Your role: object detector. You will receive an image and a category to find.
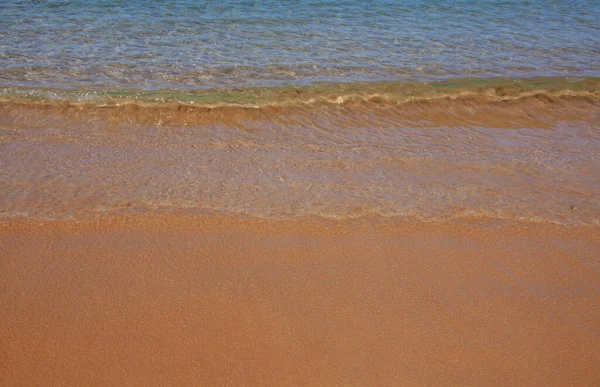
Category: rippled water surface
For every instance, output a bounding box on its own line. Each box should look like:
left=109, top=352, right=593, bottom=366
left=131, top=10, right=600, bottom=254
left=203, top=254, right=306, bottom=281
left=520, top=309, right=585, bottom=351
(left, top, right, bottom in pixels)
left=1, top=0, right=599, bottom=223
left=1, top=0, right=599, bottom=89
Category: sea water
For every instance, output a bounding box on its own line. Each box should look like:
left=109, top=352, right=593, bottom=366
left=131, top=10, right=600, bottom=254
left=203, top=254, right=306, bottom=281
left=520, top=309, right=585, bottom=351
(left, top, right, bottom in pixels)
left=1, top=0, right=599, bottom=224
left=1, top=0, right=599, bottom=89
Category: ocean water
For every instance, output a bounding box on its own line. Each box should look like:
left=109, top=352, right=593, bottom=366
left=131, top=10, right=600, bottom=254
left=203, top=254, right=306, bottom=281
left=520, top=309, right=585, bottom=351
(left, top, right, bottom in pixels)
left=1, top=0, right=599, bottom=224
left=1, top=0, right=600, bottom=89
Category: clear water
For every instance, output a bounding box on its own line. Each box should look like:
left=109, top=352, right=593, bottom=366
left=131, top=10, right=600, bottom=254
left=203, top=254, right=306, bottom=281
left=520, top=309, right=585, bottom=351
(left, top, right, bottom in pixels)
left=1, top=0, right=599, bottom=90
left=1, top=0, right=599, bottom=224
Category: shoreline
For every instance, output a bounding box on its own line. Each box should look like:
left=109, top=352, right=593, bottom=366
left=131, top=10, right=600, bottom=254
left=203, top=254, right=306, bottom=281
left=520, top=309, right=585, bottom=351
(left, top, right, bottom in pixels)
left=2, top=214, right=599, bottom=385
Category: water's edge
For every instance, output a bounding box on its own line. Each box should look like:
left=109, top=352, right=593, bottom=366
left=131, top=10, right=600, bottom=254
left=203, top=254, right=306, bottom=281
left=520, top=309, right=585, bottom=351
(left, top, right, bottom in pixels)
left=2, top=77, right=599, bottom=108
left=1, top=77, right=598, bottom=225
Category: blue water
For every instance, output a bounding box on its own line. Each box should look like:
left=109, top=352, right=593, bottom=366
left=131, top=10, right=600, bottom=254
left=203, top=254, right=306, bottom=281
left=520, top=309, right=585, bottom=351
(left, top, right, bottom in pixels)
left=1, top=0, right=599, bottom=90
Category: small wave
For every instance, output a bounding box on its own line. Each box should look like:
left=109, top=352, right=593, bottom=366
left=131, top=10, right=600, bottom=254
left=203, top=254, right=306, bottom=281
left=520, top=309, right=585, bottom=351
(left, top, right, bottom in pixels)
left=1, top=77, right=599, bottom=109
left=1, top=77, right=599, bottom=131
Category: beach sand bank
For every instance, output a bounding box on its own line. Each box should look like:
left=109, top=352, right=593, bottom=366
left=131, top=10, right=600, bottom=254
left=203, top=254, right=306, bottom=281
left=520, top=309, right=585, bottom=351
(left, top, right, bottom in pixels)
left=1, top=215, right=599, bottom=386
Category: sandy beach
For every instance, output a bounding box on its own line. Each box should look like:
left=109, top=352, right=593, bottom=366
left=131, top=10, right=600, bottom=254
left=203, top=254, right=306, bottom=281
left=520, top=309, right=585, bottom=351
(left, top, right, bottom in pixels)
left=2, top=215, right=599, bottom=386
left=2, top=0, right=599, bottom=385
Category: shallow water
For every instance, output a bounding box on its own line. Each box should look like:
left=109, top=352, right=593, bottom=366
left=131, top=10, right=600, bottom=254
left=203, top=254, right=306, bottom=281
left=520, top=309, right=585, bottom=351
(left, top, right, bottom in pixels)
left=1, top=83, right=599, bottom=224
left=0, top=1, right=599, bottom=224
left=2, top=0, right=599, bottom=89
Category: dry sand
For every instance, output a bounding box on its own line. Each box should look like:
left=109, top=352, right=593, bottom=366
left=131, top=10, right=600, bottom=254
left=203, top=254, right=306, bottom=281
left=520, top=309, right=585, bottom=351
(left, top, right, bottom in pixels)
left=1, top=215, right=599, bottom=386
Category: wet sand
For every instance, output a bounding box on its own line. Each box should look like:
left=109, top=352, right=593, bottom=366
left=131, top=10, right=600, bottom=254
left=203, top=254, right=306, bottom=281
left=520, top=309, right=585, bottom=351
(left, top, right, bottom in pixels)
left=1, top=215, right=599, bottom=386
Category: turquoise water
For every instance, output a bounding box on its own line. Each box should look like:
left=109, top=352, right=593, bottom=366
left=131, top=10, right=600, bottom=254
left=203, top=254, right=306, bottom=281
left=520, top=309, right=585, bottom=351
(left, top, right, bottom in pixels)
left=1, top=0, right=599, bottom=90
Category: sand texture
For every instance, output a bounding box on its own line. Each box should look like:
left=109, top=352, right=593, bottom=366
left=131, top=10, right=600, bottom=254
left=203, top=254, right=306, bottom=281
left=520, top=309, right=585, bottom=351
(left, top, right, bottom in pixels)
left=1, top=215, right=600, bottom=386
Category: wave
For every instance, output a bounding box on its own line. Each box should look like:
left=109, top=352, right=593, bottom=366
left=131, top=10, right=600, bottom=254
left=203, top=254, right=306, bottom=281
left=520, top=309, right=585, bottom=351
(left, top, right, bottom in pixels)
left=2, top=77, right=599, bottom=131
left=2, top=77, right=599, bottom=108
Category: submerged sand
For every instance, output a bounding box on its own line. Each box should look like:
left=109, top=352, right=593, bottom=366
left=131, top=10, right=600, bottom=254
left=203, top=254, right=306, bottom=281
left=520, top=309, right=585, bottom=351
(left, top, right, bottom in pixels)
left=1, top=215, right=599, bottom=386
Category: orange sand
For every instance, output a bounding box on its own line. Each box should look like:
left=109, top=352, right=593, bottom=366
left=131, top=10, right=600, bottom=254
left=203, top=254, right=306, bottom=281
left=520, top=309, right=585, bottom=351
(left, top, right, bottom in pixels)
left=1, top=215, right=599, bottom=386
